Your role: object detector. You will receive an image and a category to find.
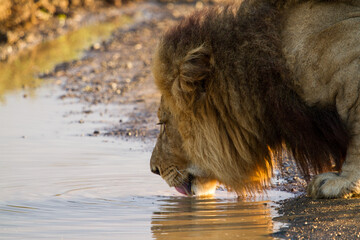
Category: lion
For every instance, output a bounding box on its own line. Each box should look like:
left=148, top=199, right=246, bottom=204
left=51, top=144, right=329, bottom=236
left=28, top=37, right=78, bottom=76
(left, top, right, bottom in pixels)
left=150, top=0, right=360, bottom=198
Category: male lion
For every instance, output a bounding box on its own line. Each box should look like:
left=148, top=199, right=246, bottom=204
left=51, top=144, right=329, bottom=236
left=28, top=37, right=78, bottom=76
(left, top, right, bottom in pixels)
left=150, top=0, right=360, bottom=198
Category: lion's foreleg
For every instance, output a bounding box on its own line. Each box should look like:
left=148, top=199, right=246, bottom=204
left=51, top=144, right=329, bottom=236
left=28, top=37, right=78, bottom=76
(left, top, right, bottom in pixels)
left=308, top=103, right=360, bottom=198
left=307, top=56, right=360, bottom=199
left=307, top=151, right=360, bottom=198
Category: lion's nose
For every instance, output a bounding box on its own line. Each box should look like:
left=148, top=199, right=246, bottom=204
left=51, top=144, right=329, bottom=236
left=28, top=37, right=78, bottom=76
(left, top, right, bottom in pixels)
left=151, top=166, right=160, bottom=175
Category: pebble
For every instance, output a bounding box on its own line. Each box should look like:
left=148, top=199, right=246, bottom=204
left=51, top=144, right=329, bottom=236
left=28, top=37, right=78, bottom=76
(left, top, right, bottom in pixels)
left=93, top=42, right=101, bottom=50
left=110, top=82, right=117, bottom=90
left=134, top=44, right=142, bottom=50
left=126, top=62, right=133, bottom=69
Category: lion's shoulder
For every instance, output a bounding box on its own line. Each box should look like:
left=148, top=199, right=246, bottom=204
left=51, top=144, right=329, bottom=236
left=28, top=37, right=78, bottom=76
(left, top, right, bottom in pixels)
left=282, top=0, right=360, bottom=105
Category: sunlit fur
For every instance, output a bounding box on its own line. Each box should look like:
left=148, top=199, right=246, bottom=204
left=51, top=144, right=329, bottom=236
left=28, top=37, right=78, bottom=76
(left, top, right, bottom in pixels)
left=150, top=0, right=360, bottom=198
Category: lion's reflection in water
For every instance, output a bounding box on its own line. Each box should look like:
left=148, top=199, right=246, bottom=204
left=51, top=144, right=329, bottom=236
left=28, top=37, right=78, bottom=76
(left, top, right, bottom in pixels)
left=151, top=197, right=273, bottom=240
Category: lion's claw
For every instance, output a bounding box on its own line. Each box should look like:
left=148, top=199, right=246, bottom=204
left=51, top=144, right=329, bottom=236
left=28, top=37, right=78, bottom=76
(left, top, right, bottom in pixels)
left=307, top=172, right=357, bottom=199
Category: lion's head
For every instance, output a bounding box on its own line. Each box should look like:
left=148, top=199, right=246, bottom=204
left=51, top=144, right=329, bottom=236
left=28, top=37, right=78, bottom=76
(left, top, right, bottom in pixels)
left=149, top=6, right=275, bottom=196
left=150, top=95, right=219, bottom=196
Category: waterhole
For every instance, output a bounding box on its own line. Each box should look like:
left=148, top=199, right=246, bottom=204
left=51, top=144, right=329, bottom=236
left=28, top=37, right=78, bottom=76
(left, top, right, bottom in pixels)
left=0, top=84, right=293, bottom=239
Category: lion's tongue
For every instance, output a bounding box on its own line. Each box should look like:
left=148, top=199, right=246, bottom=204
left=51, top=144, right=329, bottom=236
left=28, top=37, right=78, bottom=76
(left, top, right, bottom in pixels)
left=175, top=183, right=191, bottom=196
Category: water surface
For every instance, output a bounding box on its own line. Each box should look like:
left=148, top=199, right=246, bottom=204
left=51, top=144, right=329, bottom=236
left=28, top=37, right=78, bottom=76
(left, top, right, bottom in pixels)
left=0, top=85, right=289, bottom=239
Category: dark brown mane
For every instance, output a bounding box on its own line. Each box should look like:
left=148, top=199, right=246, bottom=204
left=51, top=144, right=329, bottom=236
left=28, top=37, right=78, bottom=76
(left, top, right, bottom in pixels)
left=157, top=0, right=350, bottom=187
left=233, top=0, right=350, bottom=177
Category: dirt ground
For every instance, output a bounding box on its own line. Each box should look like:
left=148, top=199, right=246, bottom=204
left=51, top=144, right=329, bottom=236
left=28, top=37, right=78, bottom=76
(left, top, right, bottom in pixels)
left=273, top=196, right=360, bottom=239
left=4, top=1, right=360, bottom=239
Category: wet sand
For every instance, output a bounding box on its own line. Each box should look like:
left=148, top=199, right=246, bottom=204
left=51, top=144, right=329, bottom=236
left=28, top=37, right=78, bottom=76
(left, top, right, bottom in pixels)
left=273, top=197, right=360, bottom=239
left=2, top=1, right=360, bottom=239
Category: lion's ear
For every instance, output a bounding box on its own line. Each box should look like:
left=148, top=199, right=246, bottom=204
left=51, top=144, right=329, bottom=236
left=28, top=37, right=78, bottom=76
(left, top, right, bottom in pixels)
left=172, top=45, right=212, bottom=109
left=178, top=45, right=212, bottom=94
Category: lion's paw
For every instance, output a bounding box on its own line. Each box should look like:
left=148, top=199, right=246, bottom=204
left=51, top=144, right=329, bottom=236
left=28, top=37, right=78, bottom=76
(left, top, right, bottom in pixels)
left=307, top=172, right=360, bottom=199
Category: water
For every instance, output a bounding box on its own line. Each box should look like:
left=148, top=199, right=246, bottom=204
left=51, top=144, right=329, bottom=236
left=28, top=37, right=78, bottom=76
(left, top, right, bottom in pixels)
left=0, top=85, right=160, bottom=239
left=0, top=85, right=290, bottom=239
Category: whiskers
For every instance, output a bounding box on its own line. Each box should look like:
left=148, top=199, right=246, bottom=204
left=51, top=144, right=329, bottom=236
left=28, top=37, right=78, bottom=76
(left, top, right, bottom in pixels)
left=175, top=168, right=186, bottom=177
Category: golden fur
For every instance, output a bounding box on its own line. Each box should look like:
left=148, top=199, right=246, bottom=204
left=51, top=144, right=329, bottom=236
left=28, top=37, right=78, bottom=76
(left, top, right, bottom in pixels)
left=150, top=0, right=360, bottom=198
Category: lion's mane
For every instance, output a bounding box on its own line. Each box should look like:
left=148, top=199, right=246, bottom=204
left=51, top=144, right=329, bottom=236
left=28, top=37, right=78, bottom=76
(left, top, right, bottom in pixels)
left=153, top=0, right=350, bottom=194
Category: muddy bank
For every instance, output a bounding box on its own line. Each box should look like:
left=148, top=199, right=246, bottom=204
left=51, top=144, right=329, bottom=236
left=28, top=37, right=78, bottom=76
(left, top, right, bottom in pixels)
left=273, top=196, right=360, bottom=239
left=0, top=0, right=135, bottom=62
left=33, top=1, right=360, bottom=239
